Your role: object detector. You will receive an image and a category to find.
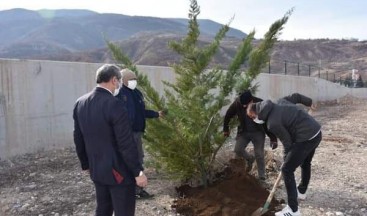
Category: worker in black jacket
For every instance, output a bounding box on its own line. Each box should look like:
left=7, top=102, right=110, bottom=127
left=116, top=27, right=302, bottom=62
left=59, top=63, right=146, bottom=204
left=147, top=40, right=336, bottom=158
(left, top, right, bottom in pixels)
left=223, top=90, right=277, bottom=180
left=223, top=91, right=316, bottom=180
left=247, top=100, right=321, bottom=216
left=73, top=64, right=147, bottom=216
left=277, top=93, right=317, bottom=111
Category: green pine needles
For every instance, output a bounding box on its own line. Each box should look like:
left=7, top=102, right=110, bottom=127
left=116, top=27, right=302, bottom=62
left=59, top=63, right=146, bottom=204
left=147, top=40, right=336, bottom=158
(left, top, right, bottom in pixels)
left=108, top=0, right=292, bottom=187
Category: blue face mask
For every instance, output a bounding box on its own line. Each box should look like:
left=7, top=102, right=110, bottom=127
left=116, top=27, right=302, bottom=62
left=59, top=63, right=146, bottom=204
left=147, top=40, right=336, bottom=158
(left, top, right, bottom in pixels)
left=253, top=117, right=264, bottom=124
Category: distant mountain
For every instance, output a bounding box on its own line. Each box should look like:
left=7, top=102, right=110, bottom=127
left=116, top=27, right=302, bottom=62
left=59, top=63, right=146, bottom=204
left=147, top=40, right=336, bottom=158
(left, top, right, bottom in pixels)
left=168, top=18, right=245, bottom=39
left=270, top=39, right=367, bottom=79
left=0, top=8, right=247, bottom=58
left=37, top=9, right=97, bottom=18
left=40, top=35, right=367, bottom=82
left=33, top=32, right=366, bottom=80
left=31, top=32, right=242, bottom=66
left=1, top=8, right=366, bottom=81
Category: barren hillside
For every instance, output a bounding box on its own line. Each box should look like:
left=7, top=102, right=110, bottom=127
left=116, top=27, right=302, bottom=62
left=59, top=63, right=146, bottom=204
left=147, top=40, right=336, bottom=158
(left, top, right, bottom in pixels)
left=39, top=36, right=367, bottom=82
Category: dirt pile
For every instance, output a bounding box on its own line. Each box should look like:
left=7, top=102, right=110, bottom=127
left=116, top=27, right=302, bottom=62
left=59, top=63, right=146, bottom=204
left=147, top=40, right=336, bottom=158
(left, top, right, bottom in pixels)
left=173, top=159, right=282, bottom=216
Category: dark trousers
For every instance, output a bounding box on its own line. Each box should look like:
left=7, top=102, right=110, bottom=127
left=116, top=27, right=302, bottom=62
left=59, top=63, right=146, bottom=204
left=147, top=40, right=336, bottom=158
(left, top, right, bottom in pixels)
left=132, top=132, right=144, bottom=165
left=234, top=131, right=266, bottom=178
left=132, top=132, right=144, bottom=194
left=282, top=131, right=322, bottom=212
left=94, top=182, right=135, bottom=216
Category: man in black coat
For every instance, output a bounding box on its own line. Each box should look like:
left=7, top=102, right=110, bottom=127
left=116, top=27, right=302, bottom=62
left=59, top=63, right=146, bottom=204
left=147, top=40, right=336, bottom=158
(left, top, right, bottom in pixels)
left=223, top=91, right=316, bottom=180
left=73, top=64, right=148, bottom=216
left=116, top=68, right=163, bottom=199
left=223, top=90, right=277, bottom=180
left=247, top=100, right=322, bottom=216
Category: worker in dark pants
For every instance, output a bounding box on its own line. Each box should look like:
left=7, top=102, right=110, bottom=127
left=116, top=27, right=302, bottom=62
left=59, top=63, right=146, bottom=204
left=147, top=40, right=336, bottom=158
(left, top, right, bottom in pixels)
left=223, top=91, right=315, bottom=180
left=247, top=100, right=322, bottom=216
left=223, top=90, right=278, bottom=180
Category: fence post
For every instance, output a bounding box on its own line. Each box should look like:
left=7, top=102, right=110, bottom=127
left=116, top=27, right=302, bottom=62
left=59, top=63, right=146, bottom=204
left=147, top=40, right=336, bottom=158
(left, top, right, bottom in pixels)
left=284, top=60, right=287, bottom=75
left=318, top=67, right=320, bottom=78
left=326, top=71, right=328, bottom=81
left=334, top=74, right=336, bottom=82
left=308, top=65, right=311, bottom=76
left=297, top=63, right=300, bottom=76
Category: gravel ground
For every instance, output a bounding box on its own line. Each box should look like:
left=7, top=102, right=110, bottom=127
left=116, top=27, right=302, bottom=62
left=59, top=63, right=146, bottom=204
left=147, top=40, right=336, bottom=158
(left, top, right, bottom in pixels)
left=0, top=96, right=366, bottom=216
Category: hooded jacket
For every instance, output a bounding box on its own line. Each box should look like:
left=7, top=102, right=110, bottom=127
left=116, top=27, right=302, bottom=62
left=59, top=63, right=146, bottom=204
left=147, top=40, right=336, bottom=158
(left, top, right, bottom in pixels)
left=223, top=96, right=277, bottom=142
left=256, top=100, right=321, bottom=153
left=277, top=93, right=313, bottom=106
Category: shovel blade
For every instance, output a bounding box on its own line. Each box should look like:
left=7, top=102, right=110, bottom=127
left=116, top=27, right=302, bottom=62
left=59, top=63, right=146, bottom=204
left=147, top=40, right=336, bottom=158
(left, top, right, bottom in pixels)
left=251, top=207, right=268, bottom=216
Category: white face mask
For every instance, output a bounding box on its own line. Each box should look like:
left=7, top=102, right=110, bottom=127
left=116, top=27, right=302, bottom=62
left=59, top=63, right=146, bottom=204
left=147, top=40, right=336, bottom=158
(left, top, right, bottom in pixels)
left=253, top=117, right=265, bottom=124
left=113, top=82, right=122, bottom=96
left=127, top=80, right=137, bottom=90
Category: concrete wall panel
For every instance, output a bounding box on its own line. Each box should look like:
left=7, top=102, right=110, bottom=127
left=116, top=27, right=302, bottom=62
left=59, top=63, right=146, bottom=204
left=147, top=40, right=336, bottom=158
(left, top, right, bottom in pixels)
left=0, top=59, right=100, bottom=158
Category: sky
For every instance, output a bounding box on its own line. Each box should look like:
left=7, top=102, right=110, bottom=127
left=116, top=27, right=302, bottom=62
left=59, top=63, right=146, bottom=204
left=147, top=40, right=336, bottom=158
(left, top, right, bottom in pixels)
left=1, top=0, right=367, bottom=41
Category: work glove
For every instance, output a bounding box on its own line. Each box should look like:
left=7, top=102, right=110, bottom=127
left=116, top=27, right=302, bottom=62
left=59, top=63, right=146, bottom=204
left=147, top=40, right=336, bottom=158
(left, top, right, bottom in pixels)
left=270, top=141, right=278, bottom=150
left=223, top=131, right=230, bottom=137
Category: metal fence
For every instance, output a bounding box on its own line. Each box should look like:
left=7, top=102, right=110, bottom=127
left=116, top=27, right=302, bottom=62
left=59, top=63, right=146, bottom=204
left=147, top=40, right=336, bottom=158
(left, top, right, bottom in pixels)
left=261, top=59, right=365, bottom=88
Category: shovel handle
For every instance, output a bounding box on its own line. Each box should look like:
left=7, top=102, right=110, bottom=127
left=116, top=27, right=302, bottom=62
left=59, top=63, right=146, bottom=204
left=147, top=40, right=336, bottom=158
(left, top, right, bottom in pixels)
left=263, top=171, right=283, bottom=210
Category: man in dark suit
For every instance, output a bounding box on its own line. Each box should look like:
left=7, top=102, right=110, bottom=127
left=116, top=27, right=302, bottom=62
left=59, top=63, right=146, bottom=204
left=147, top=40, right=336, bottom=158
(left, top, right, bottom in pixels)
left=73, top=64, right=148, bottom=216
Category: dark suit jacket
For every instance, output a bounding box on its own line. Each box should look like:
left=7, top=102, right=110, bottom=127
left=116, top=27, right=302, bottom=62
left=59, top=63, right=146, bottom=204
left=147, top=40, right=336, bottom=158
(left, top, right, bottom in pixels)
left=73, top=87, right=143, bottom=185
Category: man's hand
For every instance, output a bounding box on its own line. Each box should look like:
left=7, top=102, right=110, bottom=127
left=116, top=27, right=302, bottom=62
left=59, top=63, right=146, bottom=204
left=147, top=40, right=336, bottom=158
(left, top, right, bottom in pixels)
left=135, top=173, right=148, bottom=188
left=158, top=111, right=165, bottom=118
left=310, top=103, right=317, bottom=111
left=308, top=102, right=317, bottom=115
left=270, top=141, right=278, bottom=150
left=223, top=131, right=230, bottom=137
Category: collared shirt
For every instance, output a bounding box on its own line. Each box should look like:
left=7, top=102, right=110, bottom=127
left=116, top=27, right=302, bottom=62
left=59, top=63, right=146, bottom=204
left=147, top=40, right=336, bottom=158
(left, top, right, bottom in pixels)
left=97, top=85, right=113, bottom=95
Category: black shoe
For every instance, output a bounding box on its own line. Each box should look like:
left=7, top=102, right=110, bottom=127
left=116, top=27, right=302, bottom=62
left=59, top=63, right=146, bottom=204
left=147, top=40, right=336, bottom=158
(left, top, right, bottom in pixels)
left=136, top=189, right=154, bottom=199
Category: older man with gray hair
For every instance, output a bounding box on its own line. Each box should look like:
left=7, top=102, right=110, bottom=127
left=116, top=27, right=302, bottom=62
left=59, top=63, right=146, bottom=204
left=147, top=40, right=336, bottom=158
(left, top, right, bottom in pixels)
left=73, top=64, right=148, bottom=216
left=116, top=68, right=164, bottom=199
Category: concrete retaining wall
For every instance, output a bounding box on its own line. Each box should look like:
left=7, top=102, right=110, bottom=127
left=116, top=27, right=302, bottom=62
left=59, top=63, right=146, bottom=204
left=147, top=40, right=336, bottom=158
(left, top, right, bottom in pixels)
left=0, top=58, right=366, bottom=158
left=0, top=59, right=98, bottom=159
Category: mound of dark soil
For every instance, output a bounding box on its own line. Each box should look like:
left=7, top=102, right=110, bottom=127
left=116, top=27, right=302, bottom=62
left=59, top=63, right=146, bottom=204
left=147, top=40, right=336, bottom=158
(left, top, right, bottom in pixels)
left=172, top=159, right=282, bottom=216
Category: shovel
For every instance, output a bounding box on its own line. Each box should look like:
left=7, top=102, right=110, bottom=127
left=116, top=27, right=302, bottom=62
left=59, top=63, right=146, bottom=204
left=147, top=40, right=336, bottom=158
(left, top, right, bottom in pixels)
left=251, top=170, right=283, bottom=216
